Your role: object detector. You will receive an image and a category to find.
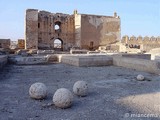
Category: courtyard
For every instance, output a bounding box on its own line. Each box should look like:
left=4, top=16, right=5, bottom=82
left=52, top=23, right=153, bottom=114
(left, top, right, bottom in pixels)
left=0, top=63, right=160, bottom=120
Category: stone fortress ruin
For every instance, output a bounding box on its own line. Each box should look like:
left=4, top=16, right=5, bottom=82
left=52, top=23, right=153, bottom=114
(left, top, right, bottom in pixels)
left=0, top=9, right=159, bottom=73
left=0, top=9, right=160, bottom=120
left=25, top=9, right=160, bottom=54
left=25, top=9, right=121, bottom=51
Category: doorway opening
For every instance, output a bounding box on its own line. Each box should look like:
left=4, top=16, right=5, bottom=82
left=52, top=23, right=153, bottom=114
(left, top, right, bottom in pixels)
left=89, top=41, right=94, bottom=50
left=54, top=38, right=63, bottom=51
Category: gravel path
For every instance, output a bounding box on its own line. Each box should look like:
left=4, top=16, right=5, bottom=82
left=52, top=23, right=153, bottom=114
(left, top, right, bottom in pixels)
left=0, top=63, right=160, bottom=120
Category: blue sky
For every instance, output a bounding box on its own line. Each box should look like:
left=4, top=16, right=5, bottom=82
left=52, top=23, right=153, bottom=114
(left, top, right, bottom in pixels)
left=0, top=0, right=159, bottom=41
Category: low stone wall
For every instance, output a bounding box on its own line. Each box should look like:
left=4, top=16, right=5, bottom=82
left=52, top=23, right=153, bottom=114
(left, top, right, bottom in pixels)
left=8, top=56, right=48, bottom=65
left=113, top=56, right=160, bottom=74
left=87, top=51, right=101, bottom=54
left=61, top=55, right=113, bottom=67
left=121, top=54, right=151, bottom=60
left=70, top=49, right=88, bottom=54
left=37, top=50, right=54, bottom=55
left=0, top=55, right=8, bottom=69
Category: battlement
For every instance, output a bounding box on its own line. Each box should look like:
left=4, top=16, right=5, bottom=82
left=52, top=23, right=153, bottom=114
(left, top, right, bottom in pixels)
left=122, top=35, right=160, bottom=42
left=121, top=35, right=160, bottom=52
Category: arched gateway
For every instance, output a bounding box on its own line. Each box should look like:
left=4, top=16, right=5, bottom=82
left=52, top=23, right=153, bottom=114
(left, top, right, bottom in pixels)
left=53, top=38, right=63, bottom=51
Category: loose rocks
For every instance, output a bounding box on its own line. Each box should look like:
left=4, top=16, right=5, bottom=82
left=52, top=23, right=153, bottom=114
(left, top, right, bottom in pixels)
left=136, top=74, right=145, bottom=81
left=73, top=81, right=88, bottom=97
left=29, top=82, right=47, bottom=99
left=53, top=88, right=73, bottom=109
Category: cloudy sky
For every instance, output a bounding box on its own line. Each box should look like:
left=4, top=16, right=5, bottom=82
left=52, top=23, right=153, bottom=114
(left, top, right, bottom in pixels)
left=0, top=0, right=159, bottom=41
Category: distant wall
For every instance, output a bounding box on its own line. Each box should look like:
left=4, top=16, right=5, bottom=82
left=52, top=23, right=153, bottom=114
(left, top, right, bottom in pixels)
left=0, top=39, right=10, bottom=49
left=121, top=36, right=160, bottom=52
left=18, top=39, right=25, bottom=49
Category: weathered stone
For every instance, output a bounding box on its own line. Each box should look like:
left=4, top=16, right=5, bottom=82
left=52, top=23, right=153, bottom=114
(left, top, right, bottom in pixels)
left=37, top=50, right=54, bottom=55
left=16, top=49, right=28, bottom=55
left=29, top=82, right=47, bottom=99
left=120, top=53, right=151, bottom=60
left=73, top=81, right=88, bottom=97
left=61, top=55, right=113, bottom=67
left=18, top=39, right=25, bottom=49
left=53, top=88, right=73, bottom=109
left=136, top=74, right=145, bottom=81
left=87, top=51, right=101, bottom=54
left=25, top=9, right=120, bottom=51
left=46, top=55, right=58, bottom=62
left=113, top=56, right=160, bottom=74
left=9, top=56, right=48, bottom=65
left=0, top=39, right=10, bottom=49
left=70, top=49, right=88, bottom=54
left=28, top=49, right=38, bottom=54
left=121, top=35, right=160, bottom=52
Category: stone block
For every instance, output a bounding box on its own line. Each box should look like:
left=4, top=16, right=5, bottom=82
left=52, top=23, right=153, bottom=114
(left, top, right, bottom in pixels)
left=70, top=49, right=88, bottom=54
left=9, top=56, right=48, bottom=65
left=46, top=55, right=58, bottom=62
left=61, top=55, right=113, bottom=67
left=121, top=54, right=151, bottom=60
left=113, top=56, right=160, bottom=74
left=87, top=51, right=101, bottom=54
left=154, top=56, right=160, bottom=61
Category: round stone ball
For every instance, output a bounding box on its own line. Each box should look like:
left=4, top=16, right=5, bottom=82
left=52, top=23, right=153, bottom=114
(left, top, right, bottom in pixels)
left=73, top=81, right=88, bottom=97
left=53, top=88, right=73, bottom=109
left=136, top=74, right=145, bottom=81
left=29, top=82, right=47, bottom=99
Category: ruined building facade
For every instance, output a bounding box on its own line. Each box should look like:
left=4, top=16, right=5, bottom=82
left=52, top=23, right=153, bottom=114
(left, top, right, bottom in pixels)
left=25, top=9, right=121, bottom=51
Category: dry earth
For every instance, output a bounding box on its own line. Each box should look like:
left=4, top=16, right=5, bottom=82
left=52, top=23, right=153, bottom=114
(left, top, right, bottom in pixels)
left=0, top=63, right=160, bottom=120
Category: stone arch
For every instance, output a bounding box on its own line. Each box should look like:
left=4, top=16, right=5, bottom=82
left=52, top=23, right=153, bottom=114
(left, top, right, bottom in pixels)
left=53, top=38, right=63, bottom=51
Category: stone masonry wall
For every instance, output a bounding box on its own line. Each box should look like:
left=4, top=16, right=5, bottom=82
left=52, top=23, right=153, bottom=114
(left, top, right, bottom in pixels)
left=25, top=9, right=38, bottom=49
left=121, top=36, right=160, bottom=52
left=80, top=13, right=120, bottom=50
left=25, top=9, right=121, bottom=51
left=37, top=11, right=75, bottom=50
left=0, top=39, right=10, bottom=49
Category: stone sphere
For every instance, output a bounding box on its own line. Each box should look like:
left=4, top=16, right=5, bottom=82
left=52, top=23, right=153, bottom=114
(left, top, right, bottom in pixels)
left=53, top=88, right=73, bottom=109
left=73, top=81, right=88, bottom=97
left=29, top=82, right=47, bottom=99
left=136, top=74, right=145, bottom=81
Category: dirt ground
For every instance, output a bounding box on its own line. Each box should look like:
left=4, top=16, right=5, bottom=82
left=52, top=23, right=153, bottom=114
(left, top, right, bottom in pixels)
left=0, top=63, right=160, bottom=120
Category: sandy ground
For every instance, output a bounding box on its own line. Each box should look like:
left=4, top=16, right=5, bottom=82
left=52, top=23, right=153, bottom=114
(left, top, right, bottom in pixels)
left=0, top=63, right=160, bottom=120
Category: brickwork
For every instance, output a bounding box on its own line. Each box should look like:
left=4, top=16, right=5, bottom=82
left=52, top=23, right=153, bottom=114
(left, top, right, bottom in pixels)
left=25, top=9, right=38, bottom=49
left=18, top=39, right=25, bottom=49
left=25, top=9, right=121, bottom=51
left=0, top=39, right=10, bottom=49
left=121, top=36, right=160, bottom=52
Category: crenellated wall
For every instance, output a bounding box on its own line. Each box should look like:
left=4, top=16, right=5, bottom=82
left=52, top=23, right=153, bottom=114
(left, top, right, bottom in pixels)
left=121, top=35, right=160, bottom=52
